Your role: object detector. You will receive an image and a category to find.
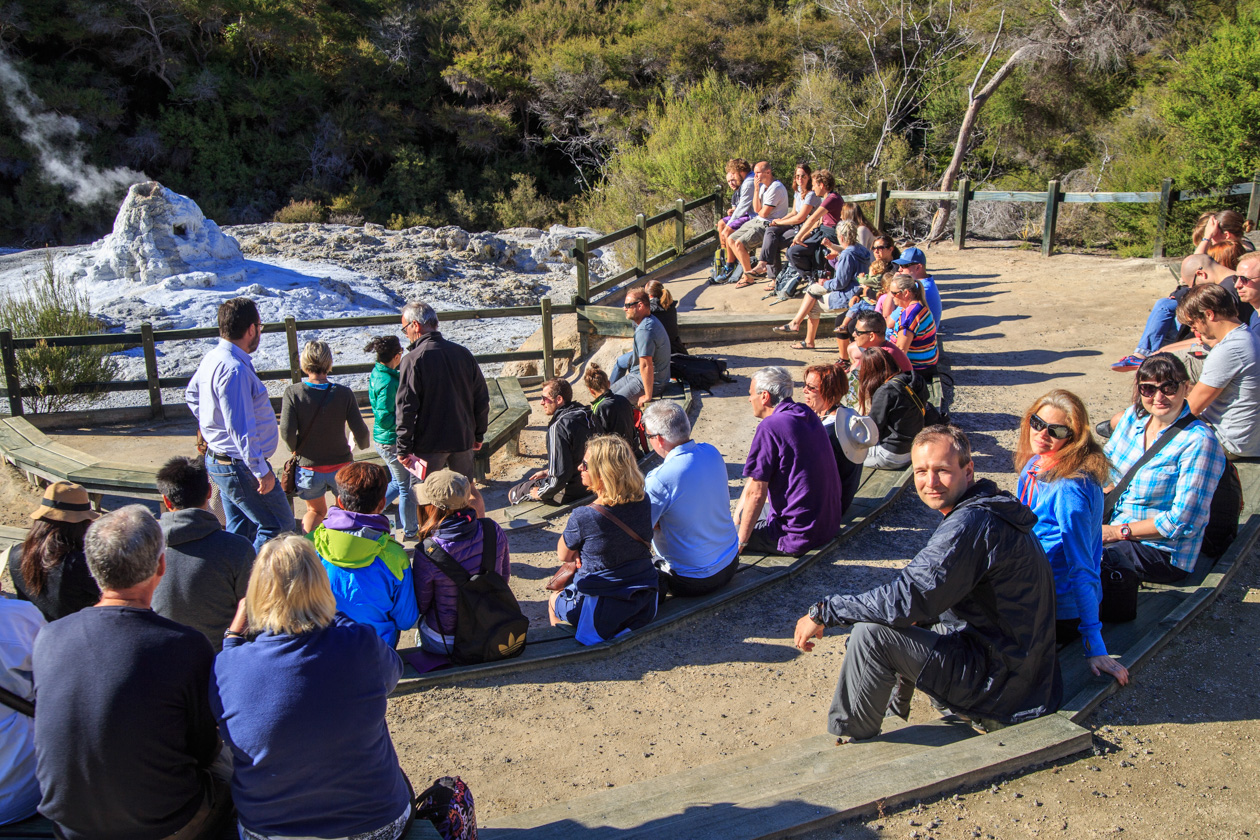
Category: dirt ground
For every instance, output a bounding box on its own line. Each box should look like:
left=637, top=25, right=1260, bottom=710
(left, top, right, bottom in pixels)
left=2, top=241, right=1256, bottom=837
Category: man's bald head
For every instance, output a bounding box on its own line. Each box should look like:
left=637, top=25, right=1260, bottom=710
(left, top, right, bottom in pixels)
left=1181, top=253, right=1218, bottom=285
left=754, top=161, right=771, bottom=177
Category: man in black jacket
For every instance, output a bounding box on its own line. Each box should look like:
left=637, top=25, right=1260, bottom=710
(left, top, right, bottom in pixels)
left=794, top=425, right=1062, bottom=740
left=509, top=378, right=593, bottom=505
left=395, top=300, right=490, bottom=482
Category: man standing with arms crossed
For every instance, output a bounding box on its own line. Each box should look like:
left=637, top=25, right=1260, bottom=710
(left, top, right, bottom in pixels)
left=187, top=297, right=292, bottom=550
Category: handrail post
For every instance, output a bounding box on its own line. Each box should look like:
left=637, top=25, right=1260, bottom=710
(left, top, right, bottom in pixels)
left=0, top=330, right=21, bottom=416
left=1247, top=170, right=1260, bottom=230
left=874, top=179, right=888, bottom=233
left=674, top=198, right=686, bottom=257
left=635, top=213, right=647, bottom=276
left=284, top=316, right=300, bottom=383
left=575, top=238, right=589, bottom=301
left=540, top=297, right=554, bottom=381
left=1154, top=178, right=1175, bottom=259
left=954, top=177, right=971, bottom=250
left=1041, top=180, right=1061, bottom=258
left=140, top=322, right=164, bottom=419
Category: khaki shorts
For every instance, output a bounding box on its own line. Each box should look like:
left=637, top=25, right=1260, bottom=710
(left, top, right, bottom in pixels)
left=730, top=216, right=770, bottom=247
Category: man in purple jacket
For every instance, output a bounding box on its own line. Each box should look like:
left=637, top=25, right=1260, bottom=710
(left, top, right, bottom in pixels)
left=735, top=366, right=843, bottom=556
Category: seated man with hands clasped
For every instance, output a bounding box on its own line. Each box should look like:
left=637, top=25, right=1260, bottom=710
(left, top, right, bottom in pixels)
left=794, top=426, right=1062, bottom=741
left=642, top=400, right=741, bottom=597
left=509, top=377, right=594, bottom=505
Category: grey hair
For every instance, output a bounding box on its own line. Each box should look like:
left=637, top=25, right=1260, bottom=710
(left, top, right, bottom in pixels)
left=642, top=400, right=691, bottom=445
left=401, top=300, right=438, bottom=328
left=85, top=505, right=164, bottom=591
left=751, top=366, right=793, bottom=405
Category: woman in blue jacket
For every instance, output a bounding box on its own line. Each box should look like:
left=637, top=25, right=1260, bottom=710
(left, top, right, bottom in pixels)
left=211, top=535, right=414, bottom=839
left=1015, top=389, right=1129, bottom=686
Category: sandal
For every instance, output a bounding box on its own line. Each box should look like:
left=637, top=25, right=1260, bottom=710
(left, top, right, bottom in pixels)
left=790, top=341, right=817, bottom=350
left=763, top=281, right=777, bottom=291
left=772, top=323, right=800, bottom=334
left=733, top=277, right=759, bottom=289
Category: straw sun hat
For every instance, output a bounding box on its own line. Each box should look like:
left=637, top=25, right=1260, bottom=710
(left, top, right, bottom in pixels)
left=30, top=481, right=100, bottom=524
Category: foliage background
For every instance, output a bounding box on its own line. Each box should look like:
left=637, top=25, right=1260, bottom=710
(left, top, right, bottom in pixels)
left=0, top=0, right=1257, bottom=253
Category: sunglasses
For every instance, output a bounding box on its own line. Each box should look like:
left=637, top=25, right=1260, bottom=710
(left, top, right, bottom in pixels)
left=1237, top=275, right=1260, bottom=286
left=1029, top=414, right=1072, bottom=440
left=1138, top=381, right=1182, bottom=398
left=623, top=299, right=645, bottom=309
left=873, top=244, right=892, bottom=250
left=852, top=329, right=878, bottom=337
left=578, top=460, right=588, bottom=471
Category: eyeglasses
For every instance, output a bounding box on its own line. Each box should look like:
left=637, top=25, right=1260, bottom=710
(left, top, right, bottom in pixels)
left=852, top=329, right=878, bottom=338
left=578, top=460, right=588, bottom=471
left=1138, top=381, right=1182, bottom=399
left=1029, top=414, right=1072, bottom=440
left=623, top=299, right=645, bottom=309
left=873, top=244, right=892, bottom=251
left=540, top=395, right=556, bottom=405
left=1237, top=275, right=1260, bottom=286
left=803, top=382, right=819, bottom=393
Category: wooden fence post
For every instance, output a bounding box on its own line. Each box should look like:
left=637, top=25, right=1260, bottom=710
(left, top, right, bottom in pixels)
left=1154, top=178, right=1175, bottom=259
left=874, top=179, right=889, bottom=233
left=1041, top=180, right=1061, bottom=258
left=140, top=322, right=164, bottom=419
left=0, top=331, right=21, bottom=416
left=674, top=198, right=686, bottom=257
left=575, top=238, right=589, bottom=302
left=954, top=178, right=971, bottom=250
left=540, top=296, right=554, bottom=381
left=284, top=316, right=300, bottom=383
left=1248, top=170, right=1260, bottom=230
left=635, top=213, right=647, bottom=276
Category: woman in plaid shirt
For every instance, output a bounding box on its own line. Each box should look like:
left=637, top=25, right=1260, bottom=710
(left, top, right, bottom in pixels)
left=1101, top=353, right=1227, bottom=583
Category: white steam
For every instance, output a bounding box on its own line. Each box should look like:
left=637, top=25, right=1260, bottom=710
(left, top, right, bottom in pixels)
left=0, top=52, right=147, bottom=205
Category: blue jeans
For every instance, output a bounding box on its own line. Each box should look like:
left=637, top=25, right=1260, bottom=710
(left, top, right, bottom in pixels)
left=1136, top=297, right=1180, bottom=356
left=610, top=351, right=634, bottom=384
left=376, top=440, right=417, bottom=537
left=204, top=455, right=294, bottom=552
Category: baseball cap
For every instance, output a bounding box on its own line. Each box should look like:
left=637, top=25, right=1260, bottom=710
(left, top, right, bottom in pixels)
left=416, top=469, right=472, bottom=510
left=892, top=246, right=926, bottom=267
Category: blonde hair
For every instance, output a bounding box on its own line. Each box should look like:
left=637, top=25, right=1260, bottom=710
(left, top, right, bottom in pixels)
left=583, top=435, right=644, bottom=506
left=836, top=220, right=858, bottom=246
left=1014, top=389, right=1110, bottom=486
left=300, top=340, right=333, bottom=376
left=246, top=535, right=337, bottom=635
left=890, top=274, right=925, bottom=305
left=645, top=279, right=674, bottom=309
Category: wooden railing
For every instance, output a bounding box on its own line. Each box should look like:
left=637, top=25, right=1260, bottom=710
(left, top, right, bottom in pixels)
left=0, top=301, right=575, bottom=418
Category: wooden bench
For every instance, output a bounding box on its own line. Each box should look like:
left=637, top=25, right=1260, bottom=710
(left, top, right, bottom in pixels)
left=489, top=380, right=693, bottom=532
left=396, top=462, right=912, bottom=691
left=0, top=814, right=443, bottom=839
left=0, top=378, right=531, bottom=500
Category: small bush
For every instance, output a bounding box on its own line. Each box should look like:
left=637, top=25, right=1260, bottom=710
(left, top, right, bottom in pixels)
left=273, top=199, right=326, bottom=224
left=0, top=256, right=121, bottom=413
left=328, top=212, right=365, bottom=226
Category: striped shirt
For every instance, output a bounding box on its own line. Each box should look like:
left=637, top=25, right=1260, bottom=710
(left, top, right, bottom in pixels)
left=897, top=302, right=939, bottom=368
left=1103, top=404, right=1227, bottom=572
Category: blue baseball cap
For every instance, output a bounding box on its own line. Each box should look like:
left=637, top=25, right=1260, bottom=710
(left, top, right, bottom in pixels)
left=892, top=246, right=926, bottom=267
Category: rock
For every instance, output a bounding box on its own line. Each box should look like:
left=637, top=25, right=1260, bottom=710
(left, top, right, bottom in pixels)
left=71, top=181, right=247, bottom=287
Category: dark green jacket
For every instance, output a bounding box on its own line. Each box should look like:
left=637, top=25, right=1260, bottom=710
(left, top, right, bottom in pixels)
left=368, top=362, right=399, bottom=446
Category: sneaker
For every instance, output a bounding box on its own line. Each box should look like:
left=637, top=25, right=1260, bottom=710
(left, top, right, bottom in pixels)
left=1110, top=354, right=1144, bottom=372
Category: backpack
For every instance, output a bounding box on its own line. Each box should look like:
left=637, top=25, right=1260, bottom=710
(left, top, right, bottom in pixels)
left=416, top=776, right=477, bottom=840
left=773, top=263, right=809, bottom=300
left=670, top=353, right=733, bottom=392
left=421, top=520, right=527, bottom=665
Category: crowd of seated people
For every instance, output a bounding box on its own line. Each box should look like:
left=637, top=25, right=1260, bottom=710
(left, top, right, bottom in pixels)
left=5, top=192, right=1260, bottom=833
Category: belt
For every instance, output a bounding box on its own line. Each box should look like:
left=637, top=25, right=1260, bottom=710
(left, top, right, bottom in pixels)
left=208, top=452, right=242, bottom=464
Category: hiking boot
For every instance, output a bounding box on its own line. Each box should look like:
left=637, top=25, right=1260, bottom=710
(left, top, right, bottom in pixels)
left=1110, top=354, right=1144, bottom=372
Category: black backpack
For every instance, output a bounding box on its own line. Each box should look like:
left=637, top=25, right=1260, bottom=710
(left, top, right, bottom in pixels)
left=421, top=520, right=528, bottom=665
left=670, top=353, right=733, bottom=392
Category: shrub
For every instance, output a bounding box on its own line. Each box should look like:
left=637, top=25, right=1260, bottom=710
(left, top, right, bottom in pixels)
left=273, top=199, right=325, bottom=223
left=492, top=173, right=560, bottom=229
left=0, top=257, right=121, bottom=413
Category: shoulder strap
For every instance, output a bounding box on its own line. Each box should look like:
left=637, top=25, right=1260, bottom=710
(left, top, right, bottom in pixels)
left=591, top=504, right=652, bottom=548
left=0, top=684, right=33, bottom=718
left=421, top=538, right=472, bottom=587
left=478, top=519, right=497, bottom=575
left=292, top=385, right=336, bottom=459
left=900, top=380, right=927, bottom=415
left=1103, top=412, right=1196, bottom=522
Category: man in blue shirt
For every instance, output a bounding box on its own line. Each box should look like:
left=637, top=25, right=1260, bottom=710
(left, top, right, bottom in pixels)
left=186, top=298, right=292, bottom=550
left=610, top=288, right=671, bottom=407
left=892, top=247, right=943, bottom=330
left=642, top=400, right=740, bottom=597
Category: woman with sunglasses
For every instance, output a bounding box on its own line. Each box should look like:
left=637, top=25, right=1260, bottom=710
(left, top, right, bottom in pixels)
left=748, top=163, right=821, bottom=286
left=1102, top=353, right=1226, bottom=585
left=549, top=435, right=659, bottom=644
left=889, top=275, right=939, bottom=383
left=1016, top=390, right=1129, bottom=686
left=803, top=363, right=876, bottom=511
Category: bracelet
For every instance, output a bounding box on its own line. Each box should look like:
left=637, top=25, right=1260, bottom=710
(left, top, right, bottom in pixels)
left=223, top=629, right=246, bottom=640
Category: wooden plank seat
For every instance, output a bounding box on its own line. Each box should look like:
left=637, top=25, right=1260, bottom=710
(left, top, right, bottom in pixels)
left=0, top=813, right=443, bottom=840
left=488, top=381, right=694, bottom=532
left=393, top=461, right=913, bottom=692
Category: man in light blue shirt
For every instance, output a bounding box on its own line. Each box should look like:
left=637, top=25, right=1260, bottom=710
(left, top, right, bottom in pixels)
left=642, top=400, right=740, bottom=597
left=186, top=298, right=292, bottom=550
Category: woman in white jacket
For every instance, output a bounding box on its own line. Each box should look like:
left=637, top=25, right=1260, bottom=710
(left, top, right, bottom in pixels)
left=803, top=363, right=878, bottom=514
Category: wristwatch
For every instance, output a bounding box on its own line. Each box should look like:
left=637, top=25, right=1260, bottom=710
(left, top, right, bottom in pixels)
left=1118, top=524, right=1132, bottom=541
left=808, top=601, right=827, bottom=626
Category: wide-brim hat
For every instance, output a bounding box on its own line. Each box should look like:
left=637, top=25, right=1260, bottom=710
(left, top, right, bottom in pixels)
left=416, top=469, right=472, bottom=511
left=31, top=481, right=99, bottom=524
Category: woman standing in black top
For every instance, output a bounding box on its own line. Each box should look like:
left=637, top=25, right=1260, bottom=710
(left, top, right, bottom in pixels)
left=6, top=482, right=100, bottom=621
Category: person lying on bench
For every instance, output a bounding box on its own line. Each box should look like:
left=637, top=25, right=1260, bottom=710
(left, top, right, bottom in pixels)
left=643, top=400, right=740, bottom=597
left=735, top=367, right=842, bottom=557
left=793, top=426, right=1062, bottom=741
